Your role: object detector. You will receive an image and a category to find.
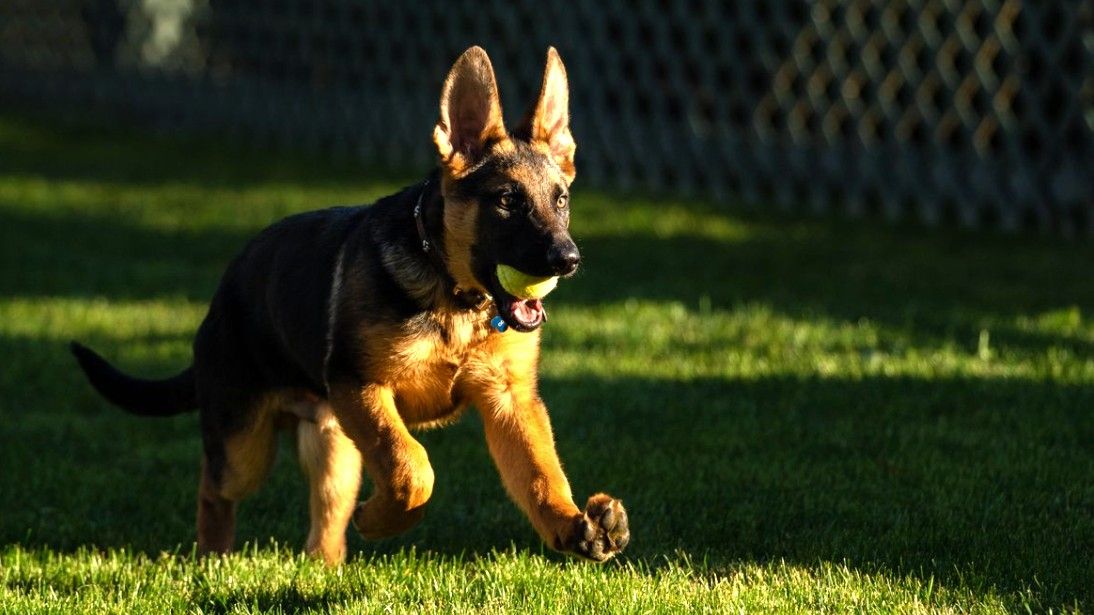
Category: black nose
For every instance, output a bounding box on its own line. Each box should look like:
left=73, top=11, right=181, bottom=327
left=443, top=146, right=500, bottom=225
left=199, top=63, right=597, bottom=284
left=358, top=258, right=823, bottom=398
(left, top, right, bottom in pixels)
left=547, top=240, right=581, bottom=275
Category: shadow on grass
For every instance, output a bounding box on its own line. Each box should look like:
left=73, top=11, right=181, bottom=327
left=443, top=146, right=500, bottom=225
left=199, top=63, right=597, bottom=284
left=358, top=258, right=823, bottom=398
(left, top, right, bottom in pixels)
left=564, top=229, right=1094, bottom=359
left=0, top=111, right=383, bottom=191
left=0, top=201, right=247, bottom=302
left=429, top=373, right=1090, bottom=607
left=3, top=328, right=1090, bottom=608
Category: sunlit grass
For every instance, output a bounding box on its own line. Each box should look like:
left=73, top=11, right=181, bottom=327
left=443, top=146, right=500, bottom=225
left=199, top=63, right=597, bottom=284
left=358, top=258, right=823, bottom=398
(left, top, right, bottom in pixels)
left=0, top=547, right=1022, bottom=614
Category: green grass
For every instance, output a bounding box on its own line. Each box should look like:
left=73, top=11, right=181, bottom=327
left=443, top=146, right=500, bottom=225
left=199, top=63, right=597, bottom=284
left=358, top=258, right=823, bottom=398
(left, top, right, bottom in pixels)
left=0, top=112, right=1090, bottom=613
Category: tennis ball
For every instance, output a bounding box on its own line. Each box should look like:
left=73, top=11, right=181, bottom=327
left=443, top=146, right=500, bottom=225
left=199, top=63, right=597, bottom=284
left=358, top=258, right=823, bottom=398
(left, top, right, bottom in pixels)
left=496, top=264, right=558, bottom=300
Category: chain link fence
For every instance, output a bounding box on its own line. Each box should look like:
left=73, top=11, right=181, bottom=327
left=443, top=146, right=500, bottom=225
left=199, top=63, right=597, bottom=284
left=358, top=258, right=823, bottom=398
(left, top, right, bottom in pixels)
left=1, top=1, right=1090, bottom=234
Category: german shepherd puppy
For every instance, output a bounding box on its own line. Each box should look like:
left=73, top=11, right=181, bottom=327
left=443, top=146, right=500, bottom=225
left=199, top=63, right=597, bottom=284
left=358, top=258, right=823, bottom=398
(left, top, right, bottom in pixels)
left=70, top=47, right=629, bottom=564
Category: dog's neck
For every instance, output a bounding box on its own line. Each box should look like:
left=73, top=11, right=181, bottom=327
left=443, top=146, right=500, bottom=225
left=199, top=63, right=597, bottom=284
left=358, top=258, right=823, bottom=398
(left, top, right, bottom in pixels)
left=413, top=179, right=453, bottom=287
left=386, top=177, right=489, bottom=312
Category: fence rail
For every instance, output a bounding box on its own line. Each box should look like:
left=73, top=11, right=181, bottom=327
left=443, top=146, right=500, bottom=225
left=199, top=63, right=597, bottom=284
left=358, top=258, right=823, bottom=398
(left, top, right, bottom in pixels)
left=2, top=1, right=1090, bottom=234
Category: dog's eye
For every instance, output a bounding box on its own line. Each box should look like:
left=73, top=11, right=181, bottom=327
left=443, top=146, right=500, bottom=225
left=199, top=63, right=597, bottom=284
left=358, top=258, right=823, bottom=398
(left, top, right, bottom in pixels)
left=556, top=194, right=569, bottom=210
left=496, top=192, right=518, bottom=212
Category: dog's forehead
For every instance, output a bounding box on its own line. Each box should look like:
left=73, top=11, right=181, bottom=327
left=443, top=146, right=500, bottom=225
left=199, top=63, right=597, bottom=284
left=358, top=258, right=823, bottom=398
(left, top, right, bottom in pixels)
left=459, top=141, right=564, bottom=196
left=499, top=141, right=562, bottom=182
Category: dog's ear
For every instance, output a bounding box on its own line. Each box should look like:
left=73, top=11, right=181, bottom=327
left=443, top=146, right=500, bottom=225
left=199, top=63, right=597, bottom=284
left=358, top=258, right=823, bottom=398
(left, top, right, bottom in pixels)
left=433, top=46, right=508, bottom=175
left=516, top=47, right=575, bottom=183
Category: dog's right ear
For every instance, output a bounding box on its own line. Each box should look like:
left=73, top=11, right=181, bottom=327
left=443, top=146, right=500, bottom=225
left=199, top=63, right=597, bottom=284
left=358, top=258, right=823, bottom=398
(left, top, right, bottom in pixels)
left=433, top=46, right=508, bottom=176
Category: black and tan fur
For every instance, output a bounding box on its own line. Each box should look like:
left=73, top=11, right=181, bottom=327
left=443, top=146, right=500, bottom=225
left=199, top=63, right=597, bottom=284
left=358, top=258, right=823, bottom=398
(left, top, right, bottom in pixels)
left=71, top=47, right=629, bottom=564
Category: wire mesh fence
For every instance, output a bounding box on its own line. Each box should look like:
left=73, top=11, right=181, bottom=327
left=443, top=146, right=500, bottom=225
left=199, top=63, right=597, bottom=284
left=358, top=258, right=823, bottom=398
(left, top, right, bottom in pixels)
left=1, top=1, right=1090, bottom=234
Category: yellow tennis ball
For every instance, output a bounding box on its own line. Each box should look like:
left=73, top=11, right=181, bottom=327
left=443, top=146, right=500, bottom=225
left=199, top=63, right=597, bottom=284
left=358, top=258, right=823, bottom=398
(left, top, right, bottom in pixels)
left=496, top=264, right=558, bottom=300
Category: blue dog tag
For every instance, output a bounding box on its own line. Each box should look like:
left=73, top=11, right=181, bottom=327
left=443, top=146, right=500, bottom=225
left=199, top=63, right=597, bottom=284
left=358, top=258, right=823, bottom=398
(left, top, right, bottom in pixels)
left=490, top=315, right=508, bottom=333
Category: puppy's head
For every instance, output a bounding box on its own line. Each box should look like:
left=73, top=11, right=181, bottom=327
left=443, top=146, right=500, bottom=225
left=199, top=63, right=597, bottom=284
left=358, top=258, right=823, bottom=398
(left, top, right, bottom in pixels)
left=433, top=46, right=578, bottom=332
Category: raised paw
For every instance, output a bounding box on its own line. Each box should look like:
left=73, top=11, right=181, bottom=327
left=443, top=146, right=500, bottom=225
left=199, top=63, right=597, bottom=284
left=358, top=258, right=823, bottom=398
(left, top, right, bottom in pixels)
left=560, top=493, right=630, bottom=562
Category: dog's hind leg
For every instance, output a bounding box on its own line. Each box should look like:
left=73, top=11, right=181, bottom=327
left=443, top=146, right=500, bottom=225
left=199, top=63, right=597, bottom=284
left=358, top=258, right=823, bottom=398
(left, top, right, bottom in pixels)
left=297, top=402, right=362, bottom=565
left=197, top=456, right=237, bottom=554
left=196, top=396, right=279, bottom=556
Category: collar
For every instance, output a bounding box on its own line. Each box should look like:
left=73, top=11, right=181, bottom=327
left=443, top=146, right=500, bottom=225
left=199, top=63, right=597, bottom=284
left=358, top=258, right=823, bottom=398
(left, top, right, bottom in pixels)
left=413, top=180, right=492, bottom=311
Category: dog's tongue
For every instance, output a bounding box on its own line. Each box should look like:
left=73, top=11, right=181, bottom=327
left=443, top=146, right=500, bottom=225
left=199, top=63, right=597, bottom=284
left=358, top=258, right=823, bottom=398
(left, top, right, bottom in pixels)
left=510, top=298, right=544, bottom=327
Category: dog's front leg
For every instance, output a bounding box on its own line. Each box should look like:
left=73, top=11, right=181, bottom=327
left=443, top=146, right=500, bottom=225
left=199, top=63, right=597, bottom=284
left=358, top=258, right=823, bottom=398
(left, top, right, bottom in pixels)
left=327, top=383, right=434, bottom=539
left=472, top=378, right=630, bottom=562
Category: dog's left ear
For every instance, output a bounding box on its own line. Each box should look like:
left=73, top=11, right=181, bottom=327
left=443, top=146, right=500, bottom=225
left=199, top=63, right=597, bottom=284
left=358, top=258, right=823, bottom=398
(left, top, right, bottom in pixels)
left=516, top=47, right=576, bottom=184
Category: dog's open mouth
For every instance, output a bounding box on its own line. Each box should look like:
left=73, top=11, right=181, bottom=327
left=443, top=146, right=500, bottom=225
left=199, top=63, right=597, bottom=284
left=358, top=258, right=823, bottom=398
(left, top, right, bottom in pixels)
left=484, top=263, right=558, bottom=332
left=495, top=293, right=546, bottom=332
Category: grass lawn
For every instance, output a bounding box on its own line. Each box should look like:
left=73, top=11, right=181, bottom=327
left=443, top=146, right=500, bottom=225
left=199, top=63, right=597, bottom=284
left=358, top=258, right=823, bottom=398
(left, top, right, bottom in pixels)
left=0, top=112, right=1090, bottom=613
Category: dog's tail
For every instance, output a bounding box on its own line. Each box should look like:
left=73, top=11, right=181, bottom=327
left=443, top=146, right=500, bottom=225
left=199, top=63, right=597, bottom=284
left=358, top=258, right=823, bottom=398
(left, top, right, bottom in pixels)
left=70, top=341, right=197, bottom=417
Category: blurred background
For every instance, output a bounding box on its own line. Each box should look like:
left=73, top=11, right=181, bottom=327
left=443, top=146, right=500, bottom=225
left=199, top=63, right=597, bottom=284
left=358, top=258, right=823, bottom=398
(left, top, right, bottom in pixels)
left=2, top=0, right=1090, bottom=234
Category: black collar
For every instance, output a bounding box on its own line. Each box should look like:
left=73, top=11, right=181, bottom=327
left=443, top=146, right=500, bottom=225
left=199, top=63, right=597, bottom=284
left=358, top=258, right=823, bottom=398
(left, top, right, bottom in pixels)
left=413, top=180, right=491, bottom=311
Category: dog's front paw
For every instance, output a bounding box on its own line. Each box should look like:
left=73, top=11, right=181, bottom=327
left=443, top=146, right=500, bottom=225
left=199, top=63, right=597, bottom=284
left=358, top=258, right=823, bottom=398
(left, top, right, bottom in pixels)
left=560, top=493, right=630, bottom=562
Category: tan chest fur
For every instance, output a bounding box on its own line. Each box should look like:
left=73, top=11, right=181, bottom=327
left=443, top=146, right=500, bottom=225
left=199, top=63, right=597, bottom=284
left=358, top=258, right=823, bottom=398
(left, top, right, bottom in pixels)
left=359, top=309, right=497, bottom=428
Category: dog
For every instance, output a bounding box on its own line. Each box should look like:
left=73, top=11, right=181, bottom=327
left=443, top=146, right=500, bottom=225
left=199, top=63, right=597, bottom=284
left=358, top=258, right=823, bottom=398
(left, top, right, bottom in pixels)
left=70, top=46, right=630, bottom=564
